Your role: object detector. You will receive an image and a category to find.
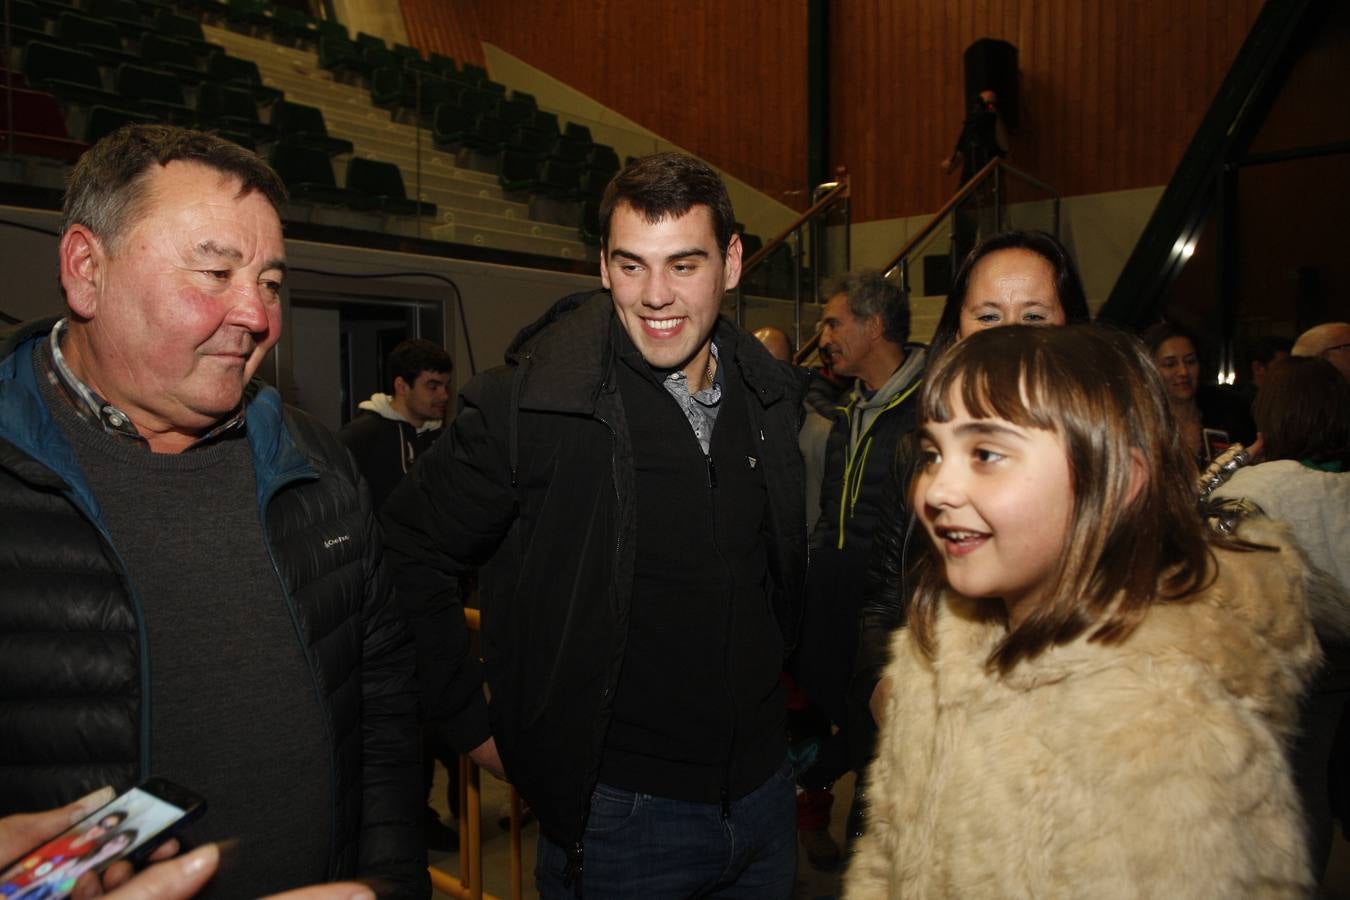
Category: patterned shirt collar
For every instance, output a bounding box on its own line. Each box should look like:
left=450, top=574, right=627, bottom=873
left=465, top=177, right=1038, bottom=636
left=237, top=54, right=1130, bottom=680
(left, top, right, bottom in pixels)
left=45, top=318, right=246, bottom=450
left=661, top=340, right=723, bottom=454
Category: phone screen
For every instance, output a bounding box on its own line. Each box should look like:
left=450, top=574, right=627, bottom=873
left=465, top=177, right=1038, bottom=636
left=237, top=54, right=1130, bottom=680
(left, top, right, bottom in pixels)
left=0, top=786, right=192, bottom=900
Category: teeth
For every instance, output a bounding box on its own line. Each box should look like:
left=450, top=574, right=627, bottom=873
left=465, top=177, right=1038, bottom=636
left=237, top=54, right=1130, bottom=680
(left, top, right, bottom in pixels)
left=941, top=529, right=983, bottom=540
left=646, top=318, right=682, bottom=331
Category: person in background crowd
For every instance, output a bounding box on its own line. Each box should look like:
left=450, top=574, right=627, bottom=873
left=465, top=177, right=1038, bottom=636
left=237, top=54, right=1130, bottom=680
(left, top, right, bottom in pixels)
left=753, top=324, right=793, bottom=363
left=1207, top=355, right=1350, bottom=882
left=1292, top=321, right=1350, bottom=381
left=338, top=337, right=458, bottom=853
left=846, top=325, right=1327, bottom=899
left=0, top=125, right=424, bottom=898
left=794, top=270, right=925, bottom=869
left=381, top=152, right=807, bottom=899
left=1144, top=322, right=1254, bottom=467
left=857, top=230, right=1090, bottom=730
left=941, top=88, right=1009, bottom=267
left=340, top=338, right=451, bottom=511
left=1248, top=335, right=1293, bottom=390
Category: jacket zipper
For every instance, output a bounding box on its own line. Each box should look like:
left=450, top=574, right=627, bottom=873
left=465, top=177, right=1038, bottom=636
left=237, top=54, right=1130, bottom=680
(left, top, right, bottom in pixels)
left=836, top=381, right=922, bottom=550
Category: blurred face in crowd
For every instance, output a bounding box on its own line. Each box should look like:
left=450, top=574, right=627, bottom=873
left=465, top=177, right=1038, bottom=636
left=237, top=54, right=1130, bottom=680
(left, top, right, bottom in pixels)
left=396, top=370, right=450, bottom=426
left=958, top=248, right=1065, bottom=340
left=1153, top=336, right=1200, bottom=404
left=602, top=202, right=741, bottom=382
left=60, top=160, right=286, bottom=451
left=819, top=292, right=876, bottom=380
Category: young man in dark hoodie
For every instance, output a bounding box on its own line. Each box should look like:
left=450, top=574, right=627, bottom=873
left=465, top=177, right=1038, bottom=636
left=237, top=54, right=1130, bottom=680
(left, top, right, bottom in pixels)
left=382, top=153, right=807, bottom=898
left=339, top=339, right=451, bottom=511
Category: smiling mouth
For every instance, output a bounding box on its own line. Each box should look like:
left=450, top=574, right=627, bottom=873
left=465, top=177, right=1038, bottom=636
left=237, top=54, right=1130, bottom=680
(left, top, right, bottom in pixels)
left=935, top=526, right=990, bottom=556
left=641, top=317, right=687, bottom=337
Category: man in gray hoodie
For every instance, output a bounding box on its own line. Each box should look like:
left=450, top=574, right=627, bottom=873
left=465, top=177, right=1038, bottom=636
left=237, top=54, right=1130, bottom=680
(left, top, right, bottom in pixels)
left=792, top=270, right=925, bottom=868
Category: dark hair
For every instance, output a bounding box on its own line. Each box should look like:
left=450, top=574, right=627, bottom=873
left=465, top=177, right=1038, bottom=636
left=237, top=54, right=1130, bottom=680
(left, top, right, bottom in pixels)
left=1140, top=320, right=1200, bottom=359
left=908, top=325, right=1235, bottom=674
left=821, top=269, right=910, bottom=345
left=62, top=124, right=287, bottom=249
left=1253, top=356, right=1350, bottom=466
left=598, top=152, right=736, bottom=257
left=928, top=231, right=1090, bottom=364
left=96, top=811, right=128, bottom=830
left=387, top=339, right=452, bottom=392
left=1247, top=335, right=1293, bottom=367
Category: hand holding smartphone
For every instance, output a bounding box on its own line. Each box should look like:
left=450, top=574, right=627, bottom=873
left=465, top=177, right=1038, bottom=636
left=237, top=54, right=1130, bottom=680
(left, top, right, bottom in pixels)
left=0, top=779, right=204, bottom=900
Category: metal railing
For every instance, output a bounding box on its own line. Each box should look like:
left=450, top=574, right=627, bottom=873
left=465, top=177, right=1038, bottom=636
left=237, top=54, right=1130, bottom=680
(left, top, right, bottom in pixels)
left=882, top=157, right=1060, bottom=294
left=428, top=606, right=524, bottom=900
left=731, top=170, right=850, bottom=351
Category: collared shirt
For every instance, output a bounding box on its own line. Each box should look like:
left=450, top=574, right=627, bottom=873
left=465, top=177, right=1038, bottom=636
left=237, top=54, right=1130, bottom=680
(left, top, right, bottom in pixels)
left=42, top=318, right=246, bottom=450
left=661, top=341, right=723, bottom=455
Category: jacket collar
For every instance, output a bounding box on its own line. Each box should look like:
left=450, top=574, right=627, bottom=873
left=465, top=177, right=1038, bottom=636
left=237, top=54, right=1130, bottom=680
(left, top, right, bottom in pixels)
left=0, top=318, right=314, bottom=513
left=0, top=320, right=103, bottom=517
left=508, top=290, right=800, bottom=416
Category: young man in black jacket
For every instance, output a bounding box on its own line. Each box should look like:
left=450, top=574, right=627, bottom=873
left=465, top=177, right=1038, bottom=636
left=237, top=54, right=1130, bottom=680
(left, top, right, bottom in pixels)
left=382, top=153, right=807, bottom=898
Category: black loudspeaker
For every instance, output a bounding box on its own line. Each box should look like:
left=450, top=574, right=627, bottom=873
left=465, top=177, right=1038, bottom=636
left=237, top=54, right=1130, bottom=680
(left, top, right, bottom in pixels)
left=963, top=38, right=1019, bottom=133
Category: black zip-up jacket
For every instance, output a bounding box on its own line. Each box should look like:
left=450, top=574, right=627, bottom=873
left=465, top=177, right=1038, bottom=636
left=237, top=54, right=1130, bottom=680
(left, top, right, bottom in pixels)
left=380, top=291, right=807, bottom=848
left=0, top=319, right=427, bottom=899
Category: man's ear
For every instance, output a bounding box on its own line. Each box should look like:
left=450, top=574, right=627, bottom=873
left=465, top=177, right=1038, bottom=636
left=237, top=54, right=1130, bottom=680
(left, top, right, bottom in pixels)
left=599, top=244, right=611, bottom=290
left=60, top=225, right=104, bottom=319
left=392, top=375, right=410, bottom=399
left=723, top=232, right=743, bottom=292
left=1125, top=447, right=1148, bottom=507
left=863, top=313, right=884, bottom=341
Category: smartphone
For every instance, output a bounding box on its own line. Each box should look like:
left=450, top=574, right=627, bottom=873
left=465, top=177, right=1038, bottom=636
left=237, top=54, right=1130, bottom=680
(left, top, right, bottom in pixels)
left=0, top=778, right=205, bottom=900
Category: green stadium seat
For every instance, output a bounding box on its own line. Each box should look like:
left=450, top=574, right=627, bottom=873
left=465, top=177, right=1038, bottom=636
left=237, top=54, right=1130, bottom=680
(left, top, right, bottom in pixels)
left=354, top=31, right=385, bottom=53
left=151, top=10, right=221, bottom=57
left=564, top=122, right=592, bottom=145
left=538, top=159, right=580, bottom=199
left=269, top=139, right=358, bottom=207
left=269, top=6, right=319, bottom=46
left=587, top=144, right=620, bottom=175
left=1, top=0, right=52, bottom=46
left=579, top=168, right=610, bottom=200
left=498, top=149, right=539, bottom=193
left=317, top=34, right=362, bottom=79
left=345, top=157, right=436, bottom=217
left=83, top=103, right=155, bottom=143
left=392, top=43, right=421, bottom=62
left=494, top=98, right=533, bottom=129
left=530, top=110, right=559, bottom=136
left=510, top=90, right=535, bottom=108
left=270, top=100, right=353, bottom=156
left=548, top=136, right=588, bottom=165
left=115, top=63, right=193, bottom=121
left=208, top=52, right=282, bottom=104
left=55, top=11, right=138, bottom=64
left=83, top=0, right=146, bottom=38
left=22, top=41, right=121, bottom=107
left=140, top=34, right=205, bottom=83
left=196, top=82, right=274, bottom=140
left=579, top=200, right=601, bottom=245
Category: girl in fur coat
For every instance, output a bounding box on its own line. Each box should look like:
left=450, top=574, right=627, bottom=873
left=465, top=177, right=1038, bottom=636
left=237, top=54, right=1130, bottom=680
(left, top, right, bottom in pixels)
left=845, top=325, right=1327, bottom=900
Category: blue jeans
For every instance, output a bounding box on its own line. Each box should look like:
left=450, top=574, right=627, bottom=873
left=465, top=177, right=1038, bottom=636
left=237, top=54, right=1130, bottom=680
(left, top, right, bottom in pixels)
left=535, top=761, right=797, bottom=899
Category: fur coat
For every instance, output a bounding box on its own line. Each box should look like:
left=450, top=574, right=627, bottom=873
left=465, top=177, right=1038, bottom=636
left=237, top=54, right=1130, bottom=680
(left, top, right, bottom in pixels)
left=845, top=521, right=1330, bottom=899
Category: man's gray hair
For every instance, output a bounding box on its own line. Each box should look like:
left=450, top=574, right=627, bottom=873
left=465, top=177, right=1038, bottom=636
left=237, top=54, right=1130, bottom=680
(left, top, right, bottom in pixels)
left=822, top=269, right=910, bottom=346
left=62, top=124, right=287, bottom=250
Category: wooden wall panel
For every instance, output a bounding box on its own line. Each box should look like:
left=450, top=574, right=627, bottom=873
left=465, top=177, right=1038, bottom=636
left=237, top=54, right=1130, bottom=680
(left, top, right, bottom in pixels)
left=400, top=0, right=486, bottom=67
left=395, top=1, right=1263, bottom=223
left=398, top=0, right=809, bottom=207
left=831, top=0, right=1265, bottom=221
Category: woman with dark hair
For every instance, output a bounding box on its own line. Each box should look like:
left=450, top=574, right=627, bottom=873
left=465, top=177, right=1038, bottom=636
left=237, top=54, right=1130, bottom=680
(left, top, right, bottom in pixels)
left=926, top=230, right=1091, bottom=367
left=853, top=231, right=1091, bottom=733
left=1141, top=321, right=1255, bottom=467
left=1206, top=355, right=1350, bottom=885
